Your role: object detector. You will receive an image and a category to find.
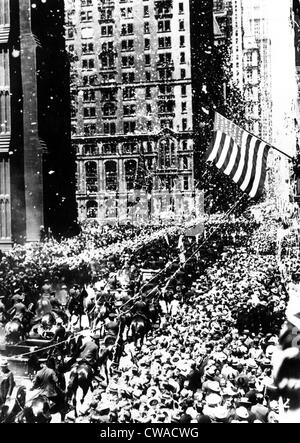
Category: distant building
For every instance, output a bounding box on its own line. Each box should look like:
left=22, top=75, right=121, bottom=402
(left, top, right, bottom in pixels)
left=0, top=0, right=77, bottom=249
left=65, top=0, right=197, bottom=224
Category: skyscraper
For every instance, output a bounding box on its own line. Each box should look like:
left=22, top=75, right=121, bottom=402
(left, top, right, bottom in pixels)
left=0, top=0, right=77, bottom=249
left=65, top=0, right=196, bottom=224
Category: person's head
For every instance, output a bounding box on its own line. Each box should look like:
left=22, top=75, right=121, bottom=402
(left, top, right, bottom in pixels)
left=46, top=357, right=56, bottom=370
left=0, top=359, right=9, bottom=373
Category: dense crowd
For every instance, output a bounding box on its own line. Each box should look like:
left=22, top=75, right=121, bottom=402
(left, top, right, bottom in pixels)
left=0, top=208, right=297, bottom=423
left=84, top=221, right=288, bottom=424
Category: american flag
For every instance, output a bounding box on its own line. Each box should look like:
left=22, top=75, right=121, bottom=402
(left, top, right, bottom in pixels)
left=206, top=113, right=270, bottom=199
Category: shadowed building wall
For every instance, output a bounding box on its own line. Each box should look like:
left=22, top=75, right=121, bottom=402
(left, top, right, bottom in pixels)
left=0, top=0, right=77, bottom=249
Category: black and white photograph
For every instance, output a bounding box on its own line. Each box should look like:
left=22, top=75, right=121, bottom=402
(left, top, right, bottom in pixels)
left=0, top=0, right=299, bottom=428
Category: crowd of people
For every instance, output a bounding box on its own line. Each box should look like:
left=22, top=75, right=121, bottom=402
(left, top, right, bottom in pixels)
left=0, top=208, right=298, bottom=423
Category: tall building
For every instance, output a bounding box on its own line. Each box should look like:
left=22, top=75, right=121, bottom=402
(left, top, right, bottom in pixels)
left=213, top=0, right=298, bottom=206
left=65, top=0, right=196, bottom=224
left=0, top=0, right=77, bottom=249
left=213, top=0, right=232, bottom=47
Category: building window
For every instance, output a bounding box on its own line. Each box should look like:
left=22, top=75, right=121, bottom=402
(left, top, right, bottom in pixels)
left=158, top=20, right=171, bottom=32
left=121, top=39, right=134, bottom=51
left=84, top=144, right=98, bottom=156
left=102, top=42, right=114, bottom=52
left=145, top=39, right=150, bottom=50
left=85, top=161, right=98, bottom=193
left=87, top=200, right=98, bottom=218
left=122, top=55, right=135, bottom=67
left=103, top=122, right=116, bottom=135
left=180, top=52, right=186, bottom=64
left=102, top=103, right=116, bottom=117
left=182, top=102, right=187, bottom=113
left=160, top=119, right=173, bottom=130
left=146, top=104, right=152, bottom=114
left=123, top=104, right=136, bottom=116
left=121, top=23, right=134, bottom=35
left=182, top=118, right=187, bottom=131
left=82, top=58, right=95, bottom=69
left=182, top=156, right=189, bottom=169
left=83, top=90, right=95, bottom=102
left=144, top=22, right=150, bottom=34
left=180, top=35, right=185, bottom=47
left=145, top=71, right=151, bottom=81
left=122, top=72, right=135, bottom=83
left=145, top=54, right=151, bottom=65
left=181, top=69, right=186, bottom=79
left=101, top=25, right=113, bottom=36
left=159, top=139, right=176, bottom=169
left=158, top=36, right=171, bottom=48
left=147, top=121, right=152, bottom=131
left=84, top=107, right=96, bottom=118
left=105, top=161, right=117, bottom=191
left=123, top=87, right=136, bottom=100
left=125, top=160, right=137, bottom=191
left=181, top=85, right=187, bottom=96
left=144, top=5, right=150, bottom=16
left=158, top=53, right=172, bottom=64
left=122, top=143, right=138, bottom=154
left=100, top=8, right=113, bottom=20
left=179, top=3, right=184, bottom=14
left=182, top=140, right=188, bottom=150
left=184, top=176, right=189, bottom=190
left=124, top=121, right=136, bottom=134
left=159, top=69, right=173, bottom=81
left=102, top=143, right=117, bottom=155
left=84, top=124, right=97, bottom=135
left=81, top=10, right=93, bottom=22
left=145, top=86, right=151, bottom=99
left=179, top=20, right=185, bottom=31
left=144, top=141, right=153, bottom=153
left=159, top=85, right=174, bottom=96
left=121, top=7, right=133, bottom=18
left=82, top=42, right=94, bottom=53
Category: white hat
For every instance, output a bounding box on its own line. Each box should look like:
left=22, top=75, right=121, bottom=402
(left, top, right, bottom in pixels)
left=236, top=407, right=249, bottom=420
left=214, top=406, right=229, bottom=421
left=205, top=394, right=221, bottom=407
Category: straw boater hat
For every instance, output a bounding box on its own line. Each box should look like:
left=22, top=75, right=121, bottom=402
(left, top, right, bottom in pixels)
left=0, top=357, right=8, bottom=368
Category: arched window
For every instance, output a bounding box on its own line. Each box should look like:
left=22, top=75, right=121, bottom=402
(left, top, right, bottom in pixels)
left=125, top=160, right=137, bottom=191
left=105, top=161, right=117, bottom=191
left=85, top=161, right=98, bottom=193
left=159, top=138, right=177, bottom=169
left=87, top=200, right=98, bottom=218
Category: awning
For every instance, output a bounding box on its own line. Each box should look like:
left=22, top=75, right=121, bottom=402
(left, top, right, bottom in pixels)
left=0, top=135, right=10, bottom=153
left=0, top=26, right=10, bottom=45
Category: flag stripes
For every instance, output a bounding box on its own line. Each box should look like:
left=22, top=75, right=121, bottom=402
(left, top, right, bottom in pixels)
left=206, top=113, right=270, bottom=199
left=0, top=26, right=10, bottom=44
left=0, top=135, right=10, bottom=153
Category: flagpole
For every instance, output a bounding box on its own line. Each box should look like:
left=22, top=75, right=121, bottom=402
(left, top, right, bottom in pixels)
left=243, top=130, right=295, bottom=161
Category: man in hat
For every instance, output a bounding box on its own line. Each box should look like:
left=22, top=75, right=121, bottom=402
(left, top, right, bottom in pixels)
left=105, top=313, right=119, bottom=337
left=56, top=285, right=69, bottom=309
left=78, top=334, right=100, bottom=373
left=7, top=294, right=28, bottom=325
left=0, top=358, right=15, bottom=406
left=31, top=357, right=65, bottom=411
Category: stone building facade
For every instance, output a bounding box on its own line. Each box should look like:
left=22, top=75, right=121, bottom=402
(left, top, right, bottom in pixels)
left=0, top=0, right=77, bottom=249
left=65, top=0, right=197, bottom=224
